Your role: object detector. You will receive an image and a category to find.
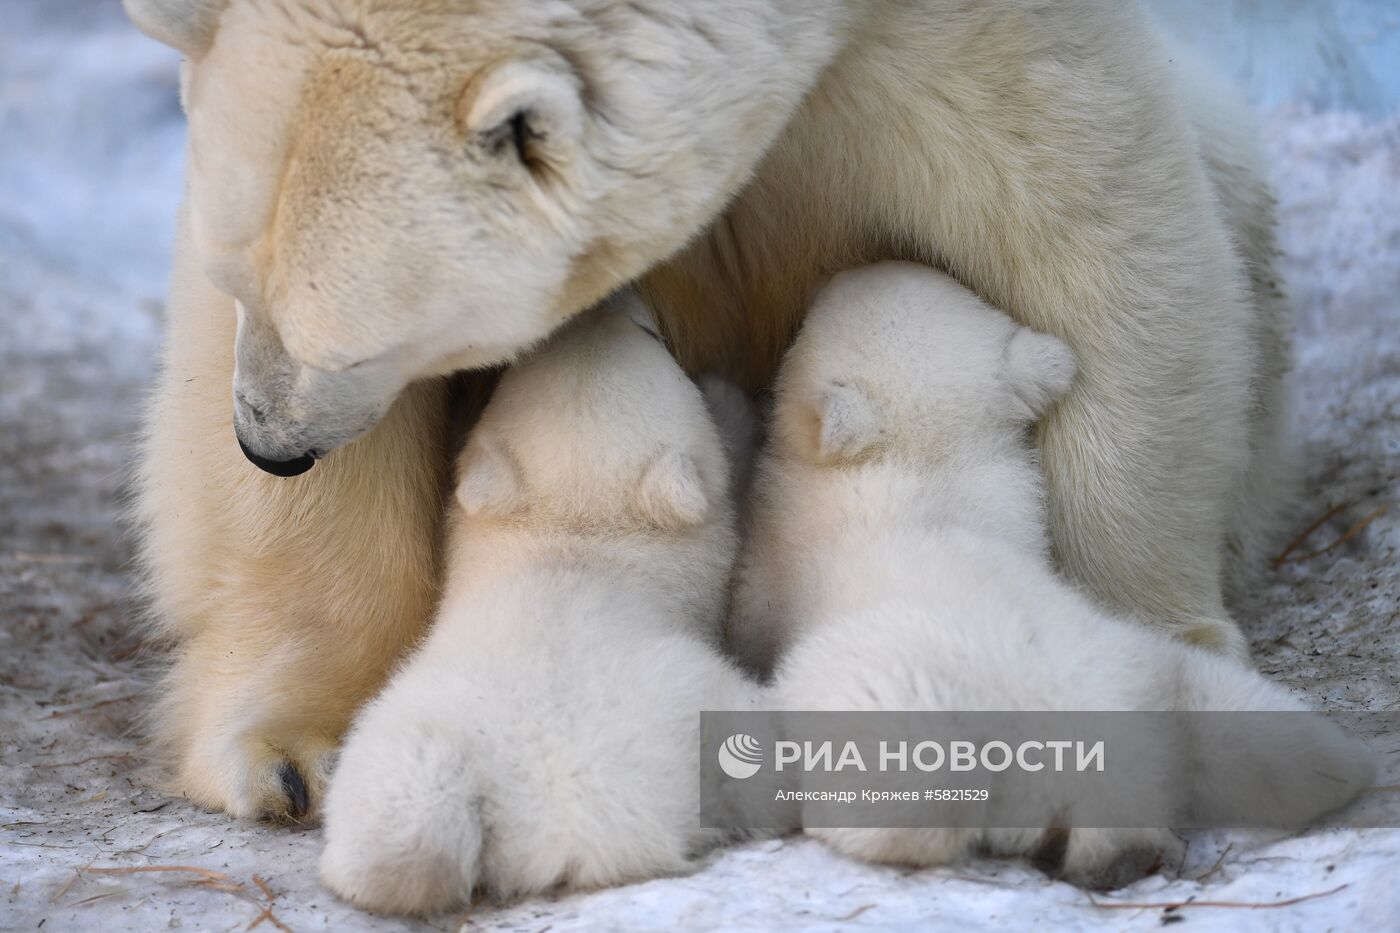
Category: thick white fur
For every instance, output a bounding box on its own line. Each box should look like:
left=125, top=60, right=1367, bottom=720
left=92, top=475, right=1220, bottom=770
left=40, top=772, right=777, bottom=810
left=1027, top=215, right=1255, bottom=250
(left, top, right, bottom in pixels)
left=732, top=264, right=1368, bottom=886
left=319, top=302, right=760, bottom=915
left=132, top=0, right=1293, bottom=817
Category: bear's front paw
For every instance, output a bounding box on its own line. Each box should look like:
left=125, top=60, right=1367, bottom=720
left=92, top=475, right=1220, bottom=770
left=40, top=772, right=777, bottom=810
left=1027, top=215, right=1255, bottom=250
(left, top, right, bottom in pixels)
left=176, top=731, right=339, bottom=823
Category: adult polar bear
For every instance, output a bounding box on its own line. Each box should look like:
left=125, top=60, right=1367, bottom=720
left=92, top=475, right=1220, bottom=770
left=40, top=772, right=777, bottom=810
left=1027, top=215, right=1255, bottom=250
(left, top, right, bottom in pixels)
left=126, top=0, right=1292, bottom=820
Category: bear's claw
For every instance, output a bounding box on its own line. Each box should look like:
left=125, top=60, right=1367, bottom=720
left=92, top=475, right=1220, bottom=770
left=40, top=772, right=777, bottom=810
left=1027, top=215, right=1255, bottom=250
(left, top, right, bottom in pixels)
left=279, top=761, right=310, bottom=819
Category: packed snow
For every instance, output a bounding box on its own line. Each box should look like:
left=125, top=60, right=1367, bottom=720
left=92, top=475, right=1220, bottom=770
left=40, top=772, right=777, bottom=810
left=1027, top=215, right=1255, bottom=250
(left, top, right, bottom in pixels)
left=2, top=1, right=1397, bottom=929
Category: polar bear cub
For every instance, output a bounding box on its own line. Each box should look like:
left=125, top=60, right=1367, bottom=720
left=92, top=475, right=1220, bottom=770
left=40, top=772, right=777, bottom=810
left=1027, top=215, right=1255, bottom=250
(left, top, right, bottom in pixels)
left=320, top=298, right=759, bottom=915
left=731, top=262, right=1372, bottom=886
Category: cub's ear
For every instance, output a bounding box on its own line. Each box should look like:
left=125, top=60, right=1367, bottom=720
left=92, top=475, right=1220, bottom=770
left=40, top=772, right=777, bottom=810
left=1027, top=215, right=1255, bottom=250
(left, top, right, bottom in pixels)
left=123, top=0, right=226, bottom=57
left=636, top=449, right=710, bottom=530
left=455, top=434, right=523, bottom=518
left=1005, top=327, right=1077, bottom=418
left=809, top=381, right=879, bottom=463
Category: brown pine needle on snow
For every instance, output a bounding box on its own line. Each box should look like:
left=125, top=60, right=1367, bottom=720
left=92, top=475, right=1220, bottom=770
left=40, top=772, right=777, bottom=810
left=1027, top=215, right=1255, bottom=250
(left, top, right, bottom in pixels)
left=833, top=903, right=878, bottom=921
left=1272, top=501, right=1350, bottom=565
left=1273, top=501, right=1389, bottom=566
left=1193, top=843, right=1234, bottom=883
left=1088, top=882, right=1349, bottom=911
left=252, top=874, right=276, bottom=901
left=50, top=855, right=100, bottom=905
left=31, top=753, right=136, bottom=769
left=1287, top=503, right=1389, bottom=563
left=86, top=864, right=235, bottom=883
left=43, top=694, right=142, bottom=719
left=247, top=905, right=295, bottom=931
left=81, top=865, right=295, bottom=930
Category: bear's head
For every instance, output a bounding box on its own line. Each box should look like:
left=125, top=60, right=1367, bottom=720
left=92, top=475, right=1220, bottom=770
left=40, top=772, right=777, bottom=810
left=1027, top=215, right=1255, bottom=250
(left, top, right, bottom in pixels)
left=124, top=0, right=842, bottom=472
left=452, top=295, right=731, bottom=540
left=772, top=262, right=1078, bottom=467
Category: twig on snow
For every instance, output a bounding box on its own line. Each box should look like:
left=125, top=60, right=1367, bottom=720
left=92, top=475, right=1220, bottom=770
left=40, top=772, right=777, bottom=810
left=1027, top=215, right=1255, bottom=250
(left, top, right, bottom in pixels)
left=1274, top=503, right=1389, bottom=566
left=31, top=753, right=136, bottom=769
left=1088, top=882, right=1349, bottom=911
left=50, top=855, right=100, bottom=905
left=1193, top=842, right=1233, bottom=883
left=1272, top=501, right=1351, bottom=565
left=247, top=904, right=294, bottom=931
left=833, top=903, right=878, bottom=921
left=43, top=695, right=142, bottom=719
left=86, top=865, right=235, bottom=884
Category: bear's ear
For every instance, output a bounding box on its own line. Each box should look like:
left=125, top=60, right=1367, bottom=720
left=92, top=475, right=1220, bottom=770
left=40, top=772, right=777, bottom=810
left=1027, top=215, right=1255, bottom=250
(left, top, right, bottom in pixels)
left=455, top=434, right=524, bottom=519
left=462, top=58, right=584, bottom=167
left=636, top=448, right=710, bottom=530
left=1004, top=327, right=1077, bottom=419
left=809, top=381, right=880, bottom=463
left=123, top=0, right=226, bottom=57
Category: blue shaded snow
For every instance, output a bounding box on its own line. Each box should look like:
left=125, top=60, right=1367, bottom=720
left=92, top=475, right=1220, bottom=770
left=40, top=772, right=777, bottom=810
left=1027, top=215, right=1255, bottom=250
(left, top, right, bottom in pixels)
left=1149, top=0, right=1400, bottom=114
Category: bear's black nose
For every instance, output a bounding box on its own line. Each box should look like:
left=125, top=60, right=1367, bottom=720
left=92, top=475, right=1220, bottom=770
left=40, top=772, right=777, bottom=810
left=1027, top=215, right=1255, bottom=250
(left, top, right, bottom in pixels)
left=238, top=438, right=316, bottom=477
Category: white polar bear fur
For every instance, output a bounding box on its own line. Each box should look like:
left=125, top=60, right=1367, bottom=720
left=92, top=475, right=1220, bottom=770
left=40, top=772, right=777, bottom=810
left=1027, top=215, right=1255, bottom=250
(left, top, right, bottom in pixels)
left=732, top=263, right=1369, bottom=886
left=128, top=0, right=1294, bottom=819
left=319, top=301, right=761, bottom=915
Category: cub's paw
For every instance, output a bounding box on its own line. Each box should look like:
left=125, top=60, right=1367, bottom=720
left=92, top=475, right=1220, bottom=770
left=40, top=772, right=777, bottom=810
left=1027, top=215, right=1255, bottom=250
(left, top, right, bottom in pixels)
left=810, top=825, right=1178, bottom=891
left=1179, top=616, right=1251, bottom=662
left=320, top=800, right=481, bottom=917
left=1025, top=827, right=1182, bottom=890
left=177, top=732, right=339, bottom=823
left=808, top=826, right=977, bottom=868
left=319, top=704, right=484, bottom=915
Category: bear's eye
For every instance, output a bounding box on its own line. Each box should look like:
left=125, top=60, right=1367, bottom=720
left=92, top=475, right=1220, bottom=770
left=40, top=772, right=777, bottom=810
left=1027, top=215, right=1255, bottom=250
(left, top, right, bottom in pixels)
left=482, top=109, right=537, bottom=167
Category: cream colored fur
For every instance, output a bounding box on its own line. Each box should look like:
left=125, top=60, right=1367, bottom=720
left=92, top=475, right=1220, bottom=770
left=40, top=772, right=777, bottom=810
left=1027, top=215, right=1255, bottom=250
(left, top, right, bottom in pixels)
left=734, top=263, right=1368, bottom=886
left=318, top=302, right=760, bottom=914
left=127, top=0, right=1294, bottom=817
left=132, top=201, right=462, bottom=819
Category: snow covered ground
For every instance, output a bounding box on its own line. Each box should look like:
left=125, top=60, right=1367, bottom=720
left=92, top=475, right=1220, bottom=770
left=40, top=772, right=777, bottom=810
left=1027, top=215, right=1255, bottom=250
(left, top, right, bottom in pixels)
left=2, top=2, right=1397, bottom=930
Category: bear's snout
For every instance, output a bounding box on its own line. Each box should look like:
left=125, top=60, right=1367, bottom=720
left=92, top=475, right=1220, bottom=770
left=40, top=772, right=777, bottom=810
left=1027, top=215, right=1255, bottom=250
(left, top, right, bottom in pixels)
left=232, top=388, right=318, bottom=476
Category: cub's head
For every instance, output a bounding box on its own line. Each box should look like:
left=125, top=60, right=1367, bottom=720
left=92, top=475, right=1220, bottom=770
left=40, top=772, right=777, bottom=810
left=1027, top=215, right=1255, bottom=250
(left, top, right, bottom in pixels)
left=125, top=0, right=831, bottom=472
left=773, top=262, right=1078, bottom=467
left=452, top=296, right=730, bottom=536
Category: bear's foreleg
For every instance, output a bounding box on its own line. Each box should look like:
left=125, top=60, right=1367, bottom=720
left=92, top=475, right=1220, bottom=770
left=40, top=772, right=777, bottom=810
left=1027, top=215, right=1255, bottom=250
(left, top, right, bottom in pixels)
left=135, top=204, right=453, bottom=820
